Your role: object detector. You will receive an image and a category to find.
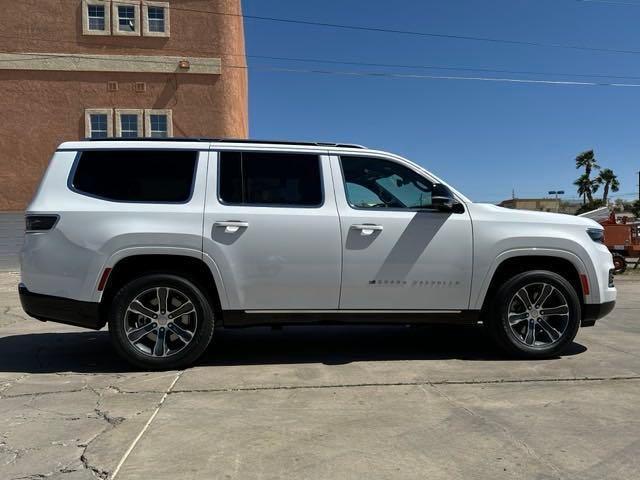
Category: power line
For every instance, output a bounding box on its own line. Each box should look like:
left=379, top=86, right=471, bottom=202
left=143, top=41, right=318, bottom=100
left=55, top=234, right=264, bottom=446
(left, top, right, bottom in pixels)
left=245, top=65, right=640, bottom=88
left=4, top=50, right=640, bottom=88
left=245, top=54, right=640, bottom=81
left=34, top=1, right=640, bottom=56
left=576, top=0, right=640, bottom=6
left=188, top=8, right=640, bottom=56
left=7, top=37, right=640, bottom=80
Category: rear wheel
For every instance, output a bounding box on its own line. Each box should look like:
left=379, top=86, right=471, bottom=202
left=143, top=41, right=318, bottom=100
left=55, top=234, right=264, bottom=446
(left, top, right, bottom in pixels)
left=487, top=270, right=581, bottom=359
left=108, top=274, right=215, bottom=370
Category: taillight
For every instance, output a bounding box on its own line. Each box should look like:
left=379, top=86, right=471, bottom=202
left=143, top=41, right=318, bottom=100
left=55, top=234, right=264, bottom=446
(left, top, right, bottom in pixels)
left=25, top=214, right=59, bottom=232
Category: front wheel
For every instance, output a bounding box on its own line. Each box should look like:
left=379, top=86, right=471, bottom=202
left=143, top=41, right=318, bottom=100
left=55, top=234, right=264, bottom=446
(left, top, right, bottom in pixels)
left=108, top=274, right=215, bottom=370
left=487, top=270, right=581, bottom=359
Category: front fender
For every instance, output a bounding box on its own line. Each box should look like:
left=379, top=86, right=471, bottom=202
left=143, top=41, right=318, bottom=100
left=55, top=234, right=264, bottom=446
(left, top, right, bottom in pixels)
left=471, top=247, right=593, bottom=310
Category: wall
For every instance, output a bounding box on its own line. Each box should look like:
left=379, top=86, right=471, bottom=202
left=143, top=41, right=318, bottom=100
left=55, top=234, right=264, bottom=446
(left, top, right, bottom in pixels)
left=0, top=0, right=248, bottom=210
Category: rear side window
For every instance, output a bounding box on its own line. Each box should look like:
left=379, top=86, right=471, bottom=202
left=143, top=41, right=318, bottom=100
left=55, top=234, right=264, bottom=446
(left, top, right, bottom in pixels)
left=71, top=150, right=197, bottom=203
left=219, top=151, right=323, bottom=206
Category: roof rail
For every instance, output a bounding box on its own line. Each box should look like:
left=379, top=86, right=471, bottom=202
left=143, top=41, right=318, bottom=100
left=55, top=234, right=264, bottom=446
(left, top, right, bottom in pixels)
left=82, top=137, right=367, bottom=149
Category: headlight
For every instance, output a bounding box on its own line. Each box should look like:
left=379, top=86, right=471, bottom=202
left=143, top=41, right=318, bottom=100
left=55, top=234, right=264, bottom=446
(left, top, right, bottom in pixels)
left=587, top=228, right=604, bottom=243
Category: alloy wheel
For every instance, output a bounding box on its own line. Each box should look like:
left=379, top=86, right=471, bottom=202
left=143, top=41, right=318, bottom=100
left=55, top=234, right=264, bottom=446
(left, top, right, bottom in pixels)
left=507, top=282, right=570, bottom=347
left=123, top=287, right=198, bottom=357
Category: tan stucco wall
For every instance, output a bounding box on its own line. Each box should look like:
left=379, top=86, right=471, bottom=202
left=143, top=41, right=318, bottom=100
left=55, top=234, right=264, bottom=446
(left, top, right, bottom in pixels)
left=0, top=0, right=248, bottom=211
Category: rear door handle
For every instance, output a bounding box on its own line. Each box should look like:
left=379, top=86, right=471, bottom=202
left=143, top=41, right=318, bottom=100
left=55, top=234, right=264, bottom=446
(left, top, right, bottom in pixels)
left=214, top=221, right=249, bottom=234
left=351, top=224, right=383, bottom=236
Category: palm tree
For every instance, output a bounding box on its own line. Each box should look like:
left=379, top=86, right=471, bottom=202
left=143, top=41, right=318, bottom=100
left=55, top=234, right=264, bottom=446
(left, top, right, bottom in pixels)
left=575, top=150, right=600, bottom=203
left=574, top=174, right=592, bottom=204
left=596, top=168, right=620, bottom=204
left=575, top=150, right=600, bottom=178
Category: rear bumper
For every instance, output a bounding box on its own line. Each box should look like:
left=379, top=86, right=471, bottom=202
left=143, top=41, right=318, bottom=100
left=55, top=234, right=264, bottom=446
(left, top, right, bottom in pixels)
left=19, top=283, right=103, bottom=330
left=581, top=300, right=616, bottom=327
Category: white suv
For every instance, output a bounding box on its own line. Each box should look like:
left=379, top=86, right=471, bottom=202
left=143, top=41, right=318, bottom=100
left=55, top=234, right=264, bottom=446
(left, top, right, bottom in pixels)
left=19, top=139, right=616, bottom=369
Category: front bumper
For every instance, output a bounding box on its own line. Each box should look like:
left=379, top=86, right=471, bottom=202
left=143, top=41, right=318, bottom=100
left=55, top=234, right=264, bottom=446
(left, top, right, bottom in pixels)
left=581, top=300, right=616, bottom=327
left=19, top=283, right=103, bottom=330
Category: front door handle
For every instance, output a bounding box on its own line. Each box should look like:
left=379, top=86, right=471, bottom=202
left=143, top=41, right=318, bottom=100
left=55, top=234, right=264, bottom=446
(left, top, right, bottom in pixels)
left=214, top=221, right=249, bottom=234
left=351, top=224, right=383, bottom=236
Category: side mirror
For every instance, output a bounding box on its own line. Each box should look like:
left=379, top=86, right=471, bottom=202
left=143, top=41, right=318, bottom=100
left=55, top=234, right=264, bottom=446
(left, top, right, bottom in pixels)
left=431, top=184, right=455, bottom=212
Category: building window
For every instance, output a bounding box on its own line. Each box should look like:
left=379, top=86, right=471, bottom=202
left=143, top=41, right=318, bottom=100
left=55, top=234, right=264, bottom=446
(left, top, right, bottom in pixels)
left=91, top=114, right=109, bottom=138
left=89, top=5, right=106, bottom=30
left=113, top=0, right=140, bottom=36
left=115, top=109, right=143, bottom=137
left=118, top=6, right=135, bottom=31
left=143, top=1, right=170, bottom=37
left=84, top=109, right=113, bottom=138
left=121, top=114, right=139, bottom=137
left=148, top=8, right=164, bottom=31
left=82, top=0, right=111, bottom=36
left=144, top=109, right=173, bottom=138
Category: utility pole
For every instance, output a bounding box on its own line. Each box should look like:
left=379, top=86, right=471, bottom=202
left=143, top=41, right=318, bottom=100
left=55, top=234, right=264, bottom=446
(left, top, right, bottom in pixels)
left=638, top=170, right=639, bottom=202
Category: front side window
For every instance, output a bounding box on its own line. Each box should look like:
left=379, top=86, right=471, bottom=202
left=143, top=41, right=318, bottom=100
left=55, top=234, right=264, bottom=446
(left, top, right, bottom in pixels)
left=219, top=152, right=323, bottom=206
left=71, top=150, right=197, bottom=202
left=340, top=156, right=434, bottom=209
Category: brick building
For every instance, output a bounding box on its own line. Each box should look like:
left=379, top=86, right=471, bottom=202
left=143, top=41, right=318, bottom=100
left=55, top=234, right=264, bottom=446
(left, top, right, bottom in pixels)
left=0, top=0, right=248, bottom=211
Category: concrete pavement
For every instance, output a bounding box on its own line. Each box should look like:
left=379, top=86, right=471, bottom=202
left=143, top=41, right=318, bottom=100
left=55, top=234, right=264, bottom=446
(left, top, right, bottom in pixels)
left=0, top=213, right=22, bottom=272
left=1, top=271, right=639, bottom=479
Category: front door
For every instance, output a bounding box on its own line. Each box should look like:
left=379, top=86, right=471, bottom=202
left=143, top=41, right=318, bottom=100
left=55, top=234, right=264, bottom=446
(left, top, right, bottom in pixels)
left=203, top=150, right=342, bottom=310
left=331, top=154, right=473, bottom=311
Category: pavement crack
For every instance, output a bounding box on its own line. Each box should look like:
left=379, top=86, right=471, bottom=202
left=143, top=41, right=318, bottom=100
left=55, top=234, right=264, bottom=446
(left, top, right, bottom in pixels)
left=0, top=373, right=29, bottom=397
left=110, top=370, right=184, bottom=479
left=165, top=375, right=640, bottom=394
left=81, top=449, right=110, bottom=479
left=94, top=407, right=125, bottom=427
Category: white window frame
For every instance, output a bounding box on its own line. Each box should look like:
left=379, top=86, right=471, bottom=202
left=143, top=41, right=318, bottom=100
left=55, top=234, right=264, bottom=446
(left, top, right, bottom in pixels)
left=144, top=109, right=173, bottom=137
left=85, top=109, right=114, bottom=138
left=115, top=109, right=144, bottom=137
left=143, top=1, right=170, bottom=37
left=82, top=0, right=111, bottom=36
left=112, top=0, right=141, bottom=36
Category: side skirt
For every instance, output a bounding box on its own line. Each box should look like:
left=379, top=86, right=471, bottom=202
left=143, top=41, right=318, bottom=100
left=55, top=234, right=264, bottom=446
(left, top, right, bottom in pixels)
left=221, top=310, right=481, bottom=328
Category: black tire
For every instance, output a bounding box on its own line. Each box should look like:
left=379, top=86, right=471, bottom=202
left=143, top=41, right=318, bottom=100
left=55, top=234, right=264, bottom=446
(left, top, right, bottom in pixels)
left=612, top=254, right=627, bottom=274
left=487, top=270, right=581, bottom=359
left=108, top=274, right=215, bottom=370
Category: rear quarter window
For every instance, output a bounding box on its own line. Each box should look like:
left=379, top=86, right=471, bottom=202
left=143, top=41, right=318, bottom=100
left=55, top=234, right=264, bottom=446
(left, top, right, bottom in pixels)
left=70, top=150, right=197, bottom=203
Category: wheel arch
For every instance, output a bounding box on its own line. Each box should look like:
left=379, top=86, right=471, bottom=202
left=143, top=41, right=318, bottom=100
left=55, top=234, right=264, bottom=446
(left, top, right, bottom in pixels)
left=97, top=250, right=228, bottom=326
left=476, top=250, right=588, bottom=313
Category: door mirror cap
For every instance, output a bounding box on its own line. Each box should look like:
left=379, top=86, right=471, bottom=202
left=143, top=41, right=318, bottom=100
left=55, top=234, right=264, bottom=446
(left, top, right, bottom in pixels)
left=431, top=184, right=456, bottom=212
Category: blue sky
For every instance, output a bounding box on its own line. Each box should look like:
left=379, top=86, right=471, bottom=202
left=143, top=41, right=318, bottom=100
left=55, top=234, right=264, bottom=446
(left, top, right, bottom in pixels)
left=242, top=0, right=640, bottom=203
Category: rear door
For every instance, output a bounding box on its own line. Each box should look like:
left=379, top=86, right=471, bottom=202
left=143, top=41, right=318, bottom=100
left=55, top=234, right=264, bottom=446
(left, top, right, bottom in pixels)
left=330, top=153, right=473, bottom=311
left=202, top=149, right=342, bottom=310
